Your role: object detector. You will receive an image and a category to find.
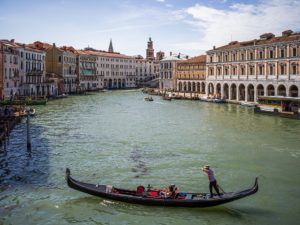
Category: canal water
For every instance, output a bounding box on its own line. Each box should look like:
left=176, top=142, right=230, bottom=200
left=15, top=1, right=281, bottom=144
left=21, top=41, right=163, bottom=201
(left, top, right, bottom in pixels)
left=0, top=90, right=299, bottom=225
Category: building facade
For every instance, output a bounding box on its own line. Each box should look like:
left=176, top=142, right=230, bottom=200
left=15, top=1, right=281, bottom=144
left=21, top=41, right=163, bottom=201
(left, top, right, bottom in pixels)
left=94, top=51, right=136, bottom=89
left=176, top=55, right=206, bottom=93
left=77, top=50, right=98, bottom=91
left=159, top=53, right=187, bottom=92
left=135, top=55, right=160, bottom=87
left=0, top=39, right=20, bottom=98
left=206, top=30, right=300, bottom=102
left=46, top=44, right=77, bottom=94
left=18, top=45, right=49, bottom=97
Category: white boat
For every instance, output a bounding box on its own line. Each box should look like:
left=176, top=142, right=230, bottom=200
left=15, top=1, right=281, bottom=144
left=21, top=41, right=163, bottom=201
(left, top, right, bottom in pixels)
left=23, top=107, right=36, bottom=116
left=144, top=96, right=153, bottom=101
left=240, top=101, right=257, bottom=107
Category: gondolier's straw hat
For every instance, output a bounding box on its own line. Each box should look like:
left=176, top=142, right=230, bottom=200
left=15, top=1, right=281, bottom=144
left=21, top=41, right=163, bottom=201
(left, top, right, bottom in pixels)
left=203, top=165, right=210, bottom=169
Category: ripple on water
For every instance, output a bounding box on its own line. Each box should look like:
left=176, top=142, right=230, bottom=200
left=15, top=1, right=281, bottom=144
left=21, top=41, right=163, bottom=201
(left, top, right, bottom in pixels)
left=0, top=91, right=299, bottom=225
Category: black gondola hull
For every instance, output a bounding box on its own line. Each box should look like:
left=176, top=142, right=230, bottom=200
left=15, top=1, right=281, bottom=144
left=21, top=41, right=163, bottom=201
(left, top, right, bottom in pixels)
left=66, top=168, right=258, bottom=207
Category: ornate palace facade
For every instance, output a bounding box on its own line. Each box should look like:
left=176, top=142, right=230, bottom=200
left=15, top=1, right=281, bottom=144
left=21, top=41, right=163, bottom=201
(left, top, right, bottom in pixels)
left=206, top=30, right=300, bottom=102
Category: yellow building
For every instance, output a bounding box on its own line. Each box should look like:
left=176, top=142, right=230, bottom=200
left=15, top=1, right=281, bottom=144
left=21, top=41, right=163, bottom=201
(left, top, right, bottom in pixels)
left=176, top=55, right=206, bottom=93
left=46, top=44, right=78, bottom=94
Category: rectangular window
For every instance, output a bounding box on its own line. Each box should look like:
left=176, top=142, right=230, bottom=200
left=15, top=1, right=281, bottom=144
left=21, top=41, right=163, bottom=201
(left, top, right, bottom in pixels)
left=281, top=65, right=285, bottom=75
left=270, top=66, right=273, bottom=75
left=270, top=50, right=273, bottom=58
left=292, top=65, right=296, bottom=75
left=259, top=66, right=263, bottom=75
left=293, top=48, right=297, bottom=57
left=281, top=49, right=284, bottom=58
left=260, top=51, right=263, bottom=59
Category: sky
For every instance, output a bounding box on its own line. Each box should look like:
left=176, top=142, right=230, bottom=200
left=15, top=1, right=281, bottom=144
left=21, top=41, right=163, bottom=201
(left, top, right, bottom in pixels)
left=0, top=0, right=300, bottom=57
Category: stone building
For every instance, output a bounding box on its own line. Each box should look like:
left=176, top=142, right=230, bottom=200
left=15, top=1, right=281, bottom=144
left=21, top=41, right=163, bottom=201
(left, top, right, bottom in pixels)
left=206, top=30, right=300, bottom=102
left=94, top=51, right=136, bottom=89
left=176, top=55, right=206, bottom=93
left=19, top=45, right=48, bottom=97
left=0, top=39, right=21, bottom=98
left=46, top=44, right=77, bottom=94
left=135, top=55, right=160, bottom=87
left=159, top=52, right=187, bottom=92
left=76, top=50, right=98, bottom=91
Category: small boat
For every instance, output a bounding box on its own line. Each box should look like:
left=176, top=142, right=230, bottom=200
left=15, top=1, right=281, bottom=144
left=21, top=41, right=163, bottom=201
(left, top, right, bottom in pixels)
left=254, top=96, right=300, bottom=120
left=162, top=95, right=172, bottom=101
left=66, top=168, right=258, bottom=208
left=23, top=107, right=36, bottom=116
left=241, top=102, right=257, bottom=107
left=144, top=96, right=153, bottom=101
left=213, top=98, right=225, bottom=103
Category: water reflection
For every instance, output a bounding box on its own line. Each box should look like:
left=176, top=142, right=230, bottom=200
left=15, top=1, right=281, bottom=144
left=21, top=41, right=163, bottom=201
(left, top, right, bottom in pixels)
left=130, top=145, right=148, bottom=178
left=0, top=118, right=50, bottom=186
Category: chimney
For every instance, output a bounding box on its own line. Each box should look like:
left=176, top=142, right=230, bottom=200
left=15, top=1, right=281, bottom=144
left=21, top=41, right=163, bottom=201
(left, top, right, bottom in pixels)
left=10, top=39, right=15, bottom=43
left=282, top=30, right=293, bottom=37
left=53, top=43, right=56, bottom=47
left=213, top=46, right=216, bottom=50
left=170, top=51, right=172, bottom=56
left=186, top=56, right=188, bottom=59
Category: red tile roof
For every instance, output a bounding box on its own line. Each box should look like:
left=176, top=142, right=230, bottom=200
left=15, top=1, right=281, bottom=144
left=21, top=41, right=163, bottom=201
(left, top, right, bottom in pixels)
left=211, top=31, right=300, bottom=51
left=177, top=55, right=206, bottom=64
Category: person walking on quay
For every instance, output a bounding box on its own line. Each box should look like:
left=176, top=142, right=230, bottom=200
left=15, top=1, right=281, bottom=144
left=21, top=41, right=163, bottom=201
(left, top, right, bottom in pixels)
left=202, top=165, right=221, bottom=198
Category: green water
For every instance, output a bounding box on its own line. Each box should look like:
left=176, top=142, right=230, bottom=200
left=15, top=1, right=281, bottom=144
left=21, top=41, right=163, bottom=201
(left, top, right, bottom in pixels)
left=0, top=90, right=299, bottom=225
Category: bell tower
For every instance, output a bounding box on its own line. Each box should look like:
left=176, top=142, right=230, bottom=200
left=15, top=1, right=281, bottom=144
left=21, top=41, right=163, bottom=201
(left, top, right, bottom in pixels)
left=108, top=39, right=114, bottom=53
left=146, top=37, right=155, bottom=60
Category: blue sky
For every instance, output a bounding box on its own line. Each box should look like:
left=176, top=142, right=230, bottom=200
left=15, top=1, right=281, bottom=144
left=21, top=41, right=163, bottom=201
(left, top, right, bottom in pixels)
left=0, top=0, right=299, bottom=57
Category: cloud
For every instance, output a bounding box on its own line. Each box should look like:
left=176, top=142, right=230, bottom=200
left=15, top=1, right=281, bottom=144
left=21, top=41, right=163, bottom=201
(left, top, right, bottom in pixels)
left=156, top=0, right=165, bottom=2
left=174, top=0, right=300, bottom=53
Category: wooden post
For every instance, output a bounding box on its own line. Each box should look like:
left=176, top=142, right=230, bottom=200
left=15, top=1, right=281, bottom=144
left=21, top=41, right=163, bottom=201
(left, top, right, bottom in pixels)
left=26, top=114, right=31, bottom=149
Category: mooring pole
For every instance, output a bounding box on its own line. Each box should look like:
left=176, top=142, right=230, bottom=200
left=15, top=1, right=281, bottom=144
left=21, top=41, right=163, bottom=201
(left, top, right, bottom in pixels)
left=26, top=114, right=31, bottom=149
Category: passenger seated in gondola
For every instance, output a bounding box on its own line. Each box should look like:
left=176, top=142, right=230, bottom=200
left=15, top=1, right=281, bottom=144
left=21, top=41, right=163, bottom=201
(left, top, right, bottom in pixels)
left=136, top=185, right=146, bottom=196
left=168, top=184, right=179, bottom=198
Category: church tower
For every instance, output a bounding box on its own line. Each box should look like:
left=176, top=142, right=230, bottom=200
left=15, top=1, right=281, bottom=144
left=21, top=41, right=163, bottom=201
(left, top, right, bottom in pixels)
left=146, top=37, right=155, bottom=60
left=108, top=39, right=114, bottom=52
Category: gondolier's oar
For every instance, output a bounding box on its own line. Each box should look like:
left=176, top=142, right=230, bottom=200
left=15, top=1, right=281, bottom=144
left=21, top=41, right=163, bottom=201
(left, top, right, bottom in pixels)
left=217, top=184, right=226, bottom=194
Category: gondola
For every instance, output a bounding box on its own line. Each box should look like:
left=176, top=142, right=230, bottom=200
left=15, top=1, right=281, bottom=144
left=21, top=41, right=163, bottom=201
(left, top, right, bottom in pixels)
left=66, top=169, right=258, bottom=207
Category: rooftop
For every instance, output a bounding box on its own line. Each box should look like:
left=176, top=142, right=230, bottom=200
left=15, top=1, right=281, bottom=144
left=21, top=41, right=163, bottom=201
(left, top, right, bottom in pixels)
left=209, top=30, right=300, bottom=51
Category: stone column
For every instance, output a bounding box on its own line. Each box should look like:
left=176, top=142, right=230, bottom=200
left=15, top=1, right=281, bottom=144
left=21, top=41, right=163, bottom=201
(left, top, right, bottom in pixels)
left=221, top=83, right=224, bottom=99
left=287, top=62, right=290, bottom=80
left=264, top=84, right=268, bottom=96
left=264, top=63, right=267, bottom=80
left=254, top=63, right=257, bottom=80
left=237, top=84, right=240, bottom=101
left=245, top=84, right=248, bottom=102
left=214, top=65, right=217, bottom=80
left=229, top=84, right=232, bottom=100
left=254, top=85, right=257, bottom=102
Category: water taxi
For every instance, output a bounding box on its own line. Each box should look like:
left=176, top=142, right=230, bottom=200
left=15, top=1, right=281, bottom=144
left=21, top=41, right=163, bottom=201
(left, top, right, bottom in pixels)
left=254, top=96, right=300, bottom=119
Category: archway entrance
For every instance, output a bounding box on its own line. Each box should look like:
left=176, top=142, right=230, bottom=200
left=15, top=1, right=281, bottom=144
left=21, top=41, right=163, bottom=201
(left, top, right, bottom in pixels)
left=277, top=85, right=286, bottom=96
left=247, top=84, right=254, bottom=102
left=289, top=85, right=299, bottom=97
left=267, top=84, right=275, bottom=96
left=230, top=83, right=237, bottom=100
left=239, top=84, right=245, bottom=101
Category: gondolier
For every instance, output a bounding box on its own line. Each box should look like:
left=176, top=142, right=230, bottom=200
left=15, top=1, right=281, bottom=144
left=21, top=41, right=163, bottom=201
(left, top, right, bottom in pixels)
left=202, top=165, right=221, bottom=198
